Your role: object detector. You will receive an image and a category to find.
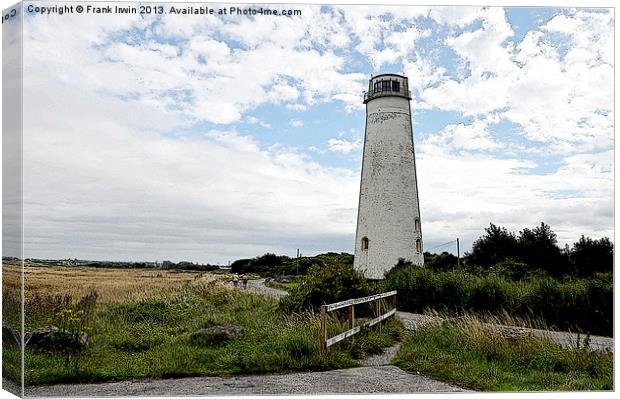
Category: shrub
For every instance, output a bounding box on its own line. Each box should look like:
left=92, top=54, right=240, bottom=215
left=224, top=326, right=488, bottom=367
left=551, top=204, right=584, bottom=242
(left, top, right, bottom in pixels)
left=384, top=263, right=612, bottom=336
left=279, top=263, right=373, bottom=313
left=490, top=258, right=537, bottom=280
left=435, top=271, right=471, bottom=311
left=384, top=261, right=437, bottom=312
left=469, top=275, right=511, bottom=312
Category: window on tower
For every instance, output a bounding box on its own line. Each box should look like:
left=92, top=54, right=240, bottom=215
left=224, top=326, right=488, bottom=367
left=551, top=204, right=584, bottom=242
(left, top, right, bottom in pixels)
left=381, top=80, right=390, bottom=91
left=392, top=80, right=400, bottom=92
left=414, top=218, right=420, bottom=231
left=416, top=239, right=421, bottom=253
left=374, top=81, right=380, bottom=94
left=361, top=237, right=369, bottom=250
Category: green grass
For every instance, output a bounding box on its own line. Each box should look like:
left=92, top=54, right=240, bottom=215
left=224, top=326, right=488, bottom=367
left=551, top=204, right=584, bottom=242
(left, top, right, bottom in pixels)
left=394, top=315, right=613, bottom=391
left=24, top=281, right=403, bottom=386
left=263, top=280, right=299, bottom=292
left=280, top=282, right=300, bottom=292
left=2, top=347, right=22, bottom=384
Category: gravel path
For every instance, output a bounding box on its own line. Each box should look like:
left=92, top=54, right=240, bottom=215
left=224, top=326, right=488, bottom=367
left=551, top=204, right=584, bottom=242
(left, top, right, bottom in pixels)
left=245, top=278, right=288, bottom=299
left=25, top=366, right=468, bottom=397
left=362, top=343, right=402, bottom=366
left=2, top=377, right=22, bottom=397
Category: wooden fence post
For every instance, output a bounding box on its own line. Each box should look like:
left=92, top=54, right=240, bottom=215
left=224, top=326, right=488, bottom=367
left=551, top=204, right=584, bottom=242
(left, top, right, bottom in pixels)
left=392, top=293, right=397, bottom=311
left=376, top=299, right=382, bottom=332
left=348, top=305, right=354, bottom=329
left=320, top=305, right=327, bottom=356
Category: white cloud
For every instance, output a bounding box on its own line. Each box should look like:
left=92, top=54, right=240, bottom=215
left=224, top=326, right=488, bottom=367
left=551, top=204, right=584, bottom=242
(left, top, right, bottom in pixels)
left=22, top=6, right=369, bottom=127
left=424, top=120, right=502, bottom=152
left=327, top=138, right=362, bottom=154
left=428, top=6, right=482, bottom=28
left=21, top=81, right=360, bottom=262
left=339, top=6, right=430, bottom=70
left=246, top=116, right=272, bottom=129
left=419, top=9, right=613, bottom=155
left=416, top=143, right=613, bottom=248
left=286, top=103, right=309, bottom=111
left=290, top=119, right=304, bottom=128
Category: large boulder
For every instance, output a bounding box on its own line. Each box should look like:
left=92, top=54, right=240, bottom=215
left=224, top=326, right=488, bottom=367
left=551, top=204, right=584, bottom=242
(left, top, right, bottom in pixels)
left=191, top=324, right=242, bottom=347
left=25, top=326, right=91, bottom=354
left=2, top=323, right=20, bottom=348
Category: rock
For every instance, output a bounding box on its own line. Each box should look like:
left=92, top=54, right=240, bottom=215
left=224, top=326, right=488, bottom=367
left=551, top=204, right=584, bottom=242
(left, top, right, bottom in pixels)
left=223, top=380, right=255, bottom=388
left=2, top=323, right=20, bottom=348
left=191, top=324, right=242, bottom=347
left=25, top=326, right=91, bottom=354
left=498, top=327, right=531, bottom=340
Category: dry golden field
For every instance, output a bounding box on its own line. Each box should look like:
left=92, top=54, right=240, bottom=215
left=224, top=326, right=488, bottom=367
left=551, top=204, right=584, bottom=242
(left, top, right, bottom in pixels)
left=22, top=262, right=228, bottom=303
left=2, top=258, right=22, bottom=291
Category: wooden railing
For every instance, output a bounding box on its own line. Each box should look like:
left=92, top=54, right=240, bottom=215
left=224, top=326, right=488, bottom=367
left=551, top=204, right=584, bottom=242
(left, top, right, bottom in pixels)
left=319, top=291, right=397, bottom=355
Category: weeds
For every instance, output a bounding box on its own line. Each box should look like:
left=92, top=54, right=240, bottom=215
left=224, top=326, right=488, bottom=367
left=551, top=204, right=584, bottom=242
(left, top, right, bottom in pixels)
left=394, top=313, right=613, bottom=391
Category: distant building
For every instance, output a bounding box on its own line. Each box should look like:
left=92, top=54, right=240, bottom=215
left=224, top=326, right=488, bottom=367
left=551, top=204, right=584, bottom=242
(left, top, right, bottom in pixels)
left=354, top=74, right=424, bottom=279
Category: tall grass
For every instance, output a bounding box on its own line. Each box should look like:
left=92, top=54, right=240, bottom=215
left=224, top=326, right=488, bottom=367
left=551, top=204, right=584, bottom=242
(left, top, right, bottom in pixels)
left=385, top=266, right=612, bottom=336
left=394, top=313, right=613, bottom=391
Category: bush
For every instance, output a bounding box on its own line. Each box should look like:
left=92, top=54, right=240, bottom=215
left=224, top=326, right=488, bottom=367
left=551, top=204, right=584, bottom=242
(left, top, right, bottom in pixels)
left=230, top=253, right=290, bottom=276
left=436, top=271, right=471, bottom=311
left=424, top=251, right=459, bottom=271
left=384, top=263, right=612, bottom=336
left=279, top=263, right=373, bottom=313
left=469, top=275, right=511, bottom=312
left=490, top=258, right=538, bottom=280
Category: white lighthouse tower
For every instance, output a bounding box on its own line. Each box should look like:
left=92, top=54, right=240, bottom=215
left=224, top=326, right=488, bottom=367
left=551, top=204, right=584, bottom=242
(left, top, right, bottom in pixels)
left=353, top=74, right=424, bottom=279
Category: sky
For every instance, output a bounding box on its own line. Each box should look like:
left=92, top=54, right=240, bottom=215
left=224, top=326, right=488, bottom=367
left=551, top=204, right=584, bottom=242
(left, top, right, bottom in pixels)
left=3, top=2, right=614, bottom=263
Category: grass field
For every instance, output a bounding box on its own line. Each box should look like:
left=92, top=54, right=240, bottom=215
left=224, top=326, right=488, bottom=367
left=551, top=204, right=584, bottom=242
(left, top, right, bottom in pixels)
left=12, top=263, right=403, bottom=386
left=23, top=263, right=226, bottom=304
left=394, top=314, right=613, bottom=391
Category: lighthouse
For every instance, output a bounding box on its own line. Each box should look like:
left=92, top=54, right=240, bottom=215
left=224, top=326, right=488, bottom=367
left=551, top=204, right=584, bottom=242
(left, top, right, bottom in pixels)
left=353, top=74, right=424, bottom=279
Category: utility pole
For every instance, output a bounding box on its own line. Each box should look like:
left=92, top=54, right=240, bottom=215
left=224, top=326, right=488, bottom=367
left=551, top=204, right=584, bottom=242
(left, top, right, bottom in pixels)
left=457, top=238, right=460, bottom=267
left=296, top=248, right=300, bottom=275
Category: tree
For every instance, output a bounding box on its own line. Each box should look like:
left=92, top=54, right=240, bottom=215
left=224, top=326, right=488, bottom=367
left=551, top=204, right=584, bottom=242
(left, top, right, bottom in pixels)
left=424, top=251, right=459, bottom=271
left=465, top=223, right=519, bottom=268
left=571, top=236, right=613, bottom=277
left=231, top=253, right=290, bottom=275
left=517, top=222, right=568, bottom=276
